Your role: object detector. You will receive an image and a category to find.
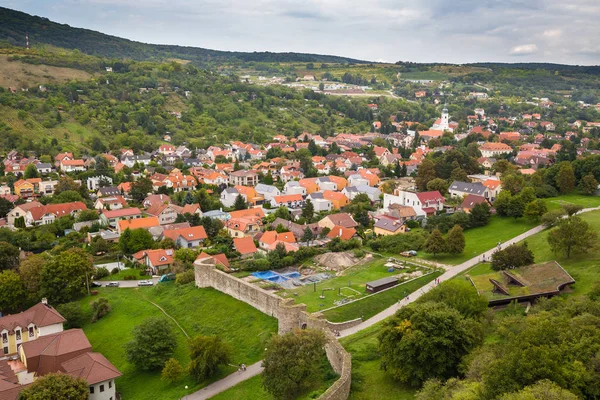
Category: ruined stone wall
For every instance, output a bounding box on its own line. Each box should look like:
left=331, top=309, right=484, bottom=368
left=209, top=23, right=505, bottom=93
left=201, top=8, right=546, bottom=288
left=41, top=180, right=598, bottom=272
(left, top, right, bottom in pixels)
left=194, top=259, right=352, bottom=399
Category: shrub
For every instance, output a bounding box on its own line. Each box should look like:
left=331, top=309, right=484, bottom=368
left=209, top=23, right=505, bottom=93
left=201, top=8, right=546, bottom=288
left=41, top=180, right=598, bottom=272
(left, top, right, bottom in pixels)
left=125, top=317, right=177, bottom=370
left=491, top=243, right=534, bottom=271
left=111, top=267, right=120, bottom=275
left=139, top=270, right=147, bottom=277
left=94, top=267, right=109, bottom=279
left=406, top=220, right=420, bottom=229
left=353, top=249, right=366, bottom=258
left=123, top=275, right=137, bottom=280
left=188, top=335, right=232, bottom=382
left=91, top=297, right=111, bottom=322
left=161, top=358, right=184, bottom=384
left=56, top=302, right=87, bottom=329
left=176, top=270, right=195, bottom=285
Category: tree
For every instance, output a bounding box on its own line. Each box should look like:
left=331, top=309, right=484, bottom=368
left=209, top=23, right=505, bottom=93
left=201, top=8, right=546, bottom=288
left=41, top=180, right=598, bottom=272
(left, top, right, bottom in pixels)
left=188, top=335, right=232, bottom=382
left=130, top=177, right=153, bottom=203
left=556, top=162, right=575, bottom=194
left=420, top=280, right=488, bottom=319
left=491, top=243, right=534, bottom=271
left=499, top=380, right=579, bottom=400
left=263, top=171, right=274, bottom=185
left=301, top=199, right=314, bottom=221
left=56, top=302, right=86, bottom=329
left=469, top=202, right=491, bottom=228
left=0, top=241, right=20, bottom=270
left=125, top=317, right=177, bottom=370
left=561, top=203, right=583, bottom=217
left=0, top=197, right=13, bottom=218
left=501, top=174, right=524, bottom=195
left=0, top=270, right=26, bottom=312
left=541, top=209, right=565, bottom=227
left=39, top=248, right=95, bottom=304
left=548, top=216, right=597, bottom=258
left=416, top=378, right=482, bottom=400
left=416, top=159, right=436, bottom=191
left=507, top=195, right=525, bottom=219
left=24, top=163, right=40, bottom=179
left=494, top=190, right=512, bottom=217
left=19, top=254, right=45, bottom=300
left=262, top=329, right=327, bottom=399
left=425, top=229, right=447, bottom=257
left=580, top=173, right=599, bottom=195
left=379, top=302, right=482, bottom=387
left=524, top=200, right=547, bottom=221
left=18, top=373, right=88, bottom=400
left=162, top=358, right=184, bottom=384
left=301, top=227, right=314, bottom=244
left=445, top=225, right=465, bottom=255
left=119, top=228, right=154, bottom=254
left=233, top=194, right=247, bottom=210
left=426, top=178, right=449, bottom=195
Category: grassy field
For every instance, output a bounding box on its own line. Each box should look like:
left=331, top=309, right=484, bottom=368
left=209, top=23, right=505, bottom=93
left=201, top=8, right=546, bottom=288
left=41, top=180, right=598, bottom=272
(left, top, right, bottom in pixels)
left=341, top=323, right=415, bottom=400
left=399, top=71, right=449, bottom=81
left=543, top=193, right=600, bottom=212
left=520, top=210, right=600, bottom=296
left=78, top=283, right=277, bottom=400
left=418, top=216, right=538, bottom=265
left=322, top=272, right=442, bottom=323
left=211, top=356, right=338, bottom=400
left=276, top=257, right=429, bottom=312
left=0, top=54, right=94, bottom=88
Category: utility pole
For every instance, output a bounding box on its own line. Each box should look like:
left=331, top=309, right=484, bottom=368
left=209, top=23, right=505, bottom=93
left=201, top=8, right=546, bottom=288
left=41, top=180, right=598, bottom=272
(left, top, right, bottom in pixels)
left=26, top=31, right=29, bottom=50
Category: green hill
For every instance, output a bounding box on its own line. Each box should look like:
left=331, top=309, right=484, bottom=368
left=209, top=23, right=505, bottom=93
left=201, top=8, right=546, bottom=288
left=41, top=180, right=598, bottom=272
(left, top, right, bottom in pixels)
left=0, top=7, right=367, bottom=66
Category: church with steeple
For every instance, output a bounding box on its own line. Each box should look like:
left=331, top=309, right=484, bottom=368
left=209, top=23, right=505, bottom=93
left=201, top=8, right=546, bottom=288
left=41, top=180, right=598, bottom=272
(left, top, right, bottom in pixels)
left=431, top=103, right=458, bottom=133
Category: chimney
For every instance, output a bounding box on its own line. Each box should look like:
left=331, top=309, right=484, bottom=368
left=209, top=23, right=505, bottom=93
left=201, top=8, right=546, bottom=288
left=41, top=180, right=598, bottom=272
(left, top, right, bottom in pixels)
left=41, top=298, right=48, bottom=305
left=339, top=228, right=342, bottom=237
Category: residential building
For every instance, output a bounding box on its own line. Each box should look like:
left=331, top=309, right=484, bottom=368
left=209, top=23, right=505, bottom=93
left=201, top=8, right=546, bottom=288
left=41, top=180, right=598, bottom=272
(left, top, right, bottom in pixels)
left=86, top=176, right=113, bottom=191
left=225, top=217, right=262, bottom=238
left=229, top=170, right=259, bottom=186
left=233, top=236, right=258, bottom=258
left=97, top=186, right=121, bottom=198
left=100, top=207, right=142, bottom=228
left=448, top=181, right=487, bottom=198
left=306, top=192, right=333, bottom=212
left=117, top=216, right=160, bottom=234
left=283, top=181, right=307, bottom=196
left=163, top=226, right=208, bottom=248
left=35, top=163, right=53, bottom=174
left=479, top=142, right=513, bottom=158
left=145, top=203, right=183, bottom=225
left=326, top=226, right=357, bottom=241
left=7, top=201, right=87, bottom=227
left=255, top=184, right=281, bottom=201
left=258, top=231, right=297, bottom=251
left=60, top=159, right=86, bottom=173
left=0, top=301, right=65, bottom=357
left=318, top=213, right=358, bottom=230
left=384, top=190, right=445, bottom=217
left=133, top=249, right=174, bottom=274
left=459, top=194, right=490, bottom=213
left=322, top=190, right=349, bottom=209
left=342, top=185, right=381, bottom=202
left=271, top=194, right=304, bottom=209
left=374, top=216, right=407, bottom=236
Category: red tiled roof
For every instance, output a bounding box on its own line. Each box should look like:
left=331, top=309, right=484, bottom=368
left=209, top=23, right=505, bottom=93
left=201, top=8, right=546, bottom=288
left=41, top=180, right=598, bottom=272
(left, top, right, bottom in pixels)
left=101, top=207, right=142, bottom=219
left=163, top=226, right=208, bottom=242
left=61, top=352, right=121, bottom=385
left=233, top=237, right=257, bottom=255
left=0, top=302, right=65, bottom=333
left=326, top=226, right=356, bottom=241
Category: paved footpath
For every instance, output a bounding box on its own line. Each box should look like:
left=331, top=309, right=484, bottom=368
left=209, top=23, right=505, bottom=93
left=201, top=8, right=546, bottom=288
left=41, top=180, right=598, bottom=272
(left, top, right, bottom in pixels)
left=184, top=361, right=263, bottom=400
left=184, top=206, right=600, bottom=398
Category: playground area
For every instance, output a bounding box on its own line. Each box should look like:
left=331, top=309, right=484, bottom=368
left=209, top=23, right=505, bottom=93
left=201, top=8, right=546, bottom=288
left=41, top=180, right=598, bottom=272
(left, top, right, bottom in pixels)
left=271, top=255, right=432, bottom=312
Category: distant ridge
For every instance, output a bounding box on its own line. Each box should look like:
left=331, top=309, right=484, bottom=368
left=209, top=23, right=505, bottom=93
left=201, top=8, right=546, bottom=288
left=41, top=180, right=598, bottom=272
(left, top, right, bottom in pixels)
left=0, top=7, right=368, bottom=65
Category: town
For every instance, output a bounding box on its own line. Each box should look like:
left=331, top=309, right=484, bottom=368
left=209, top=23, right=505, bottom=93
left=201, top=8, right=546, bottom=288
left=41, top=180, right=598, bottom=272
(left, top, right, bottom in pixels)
left=1, top=4, right=600, bottom=400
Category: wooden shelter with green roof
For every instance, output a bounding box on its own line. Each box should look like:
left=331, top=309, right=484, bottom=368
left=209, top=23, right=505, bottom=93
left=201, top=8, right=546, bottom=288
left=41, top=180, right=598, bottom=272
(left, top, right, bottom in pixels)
left=468, top=261, right=575, bottom=306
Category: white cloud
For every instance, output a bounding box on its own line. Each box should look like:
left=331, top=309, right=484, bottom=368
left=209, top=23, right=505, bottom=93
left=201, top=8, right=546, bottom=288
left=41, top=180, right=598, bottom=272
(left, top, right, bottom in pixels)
left=510, top=44, right=539, bottom=55
left=543, top=29, right=562, bottom=38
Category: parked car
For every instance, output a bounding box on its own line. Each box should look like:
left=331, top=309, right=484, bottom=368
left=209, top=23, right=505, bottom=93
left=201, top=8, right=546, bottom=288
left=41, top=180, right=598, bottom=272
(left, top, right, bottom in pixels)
left=138, top=280, right=154, bottom=287
left=106, top=282, right=120, bottom=287
left=400, top=250, right=417, bottom=257
left=90, top=281, right=102, bottom=288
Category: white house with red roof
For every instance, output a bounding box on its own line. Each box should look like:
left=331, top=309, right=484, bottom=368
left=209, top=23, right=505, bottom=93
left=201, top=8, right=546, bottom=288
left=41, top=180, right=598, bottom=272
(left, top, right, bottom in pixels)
left=383, top=190, right=445, bottom=217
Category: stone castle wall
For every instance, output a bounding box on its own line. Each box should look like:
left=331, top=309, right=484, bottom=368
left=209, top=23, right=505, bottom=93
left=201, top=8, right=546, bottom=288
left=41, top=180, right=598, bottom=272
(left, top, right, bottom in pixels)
left=194, top=259, right=352, bottom=400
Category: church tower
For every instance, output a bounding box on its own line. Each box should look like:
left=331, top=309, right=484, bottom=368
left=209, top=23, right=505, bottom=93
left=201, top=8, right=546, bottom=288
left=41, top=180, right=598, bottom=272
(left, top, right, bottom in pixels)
left=440, top=103, right=449, bottom=131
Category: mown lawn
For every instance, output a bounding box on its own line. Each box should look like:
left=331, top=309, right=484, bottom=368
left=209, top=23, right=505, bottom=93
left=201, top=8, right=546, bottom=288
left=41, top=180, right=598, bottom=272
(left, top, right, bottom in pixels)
left=322, top=272, right=442, bottom=323
left=418, top=216, right=538, bottom=265
left=277, top=256, right=424, bottom=312
left=211, top=355, right=338, bottom=400
left=341, top=323, right=415, bottom=400
left=543, top=193, right=600, bottom=212
left=78, top=283, right=277, bottom=400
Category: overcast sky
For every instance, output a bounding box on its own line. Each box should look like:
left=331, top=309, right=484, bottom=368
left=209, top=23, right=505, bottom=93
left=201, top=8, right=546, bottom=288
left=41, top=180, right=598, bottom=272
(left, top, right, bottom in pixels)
left=3, top=0, right=600, bottom=65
